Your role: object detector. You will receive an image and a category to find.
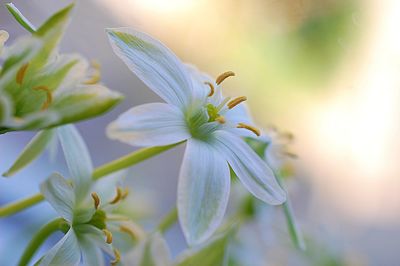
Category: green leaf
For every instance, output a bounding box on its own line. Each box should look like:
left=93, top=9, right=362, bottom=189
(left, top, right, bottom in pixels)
left=175, top=228, right=234, bottom=266
left=3, top=129, right=56, bottom=177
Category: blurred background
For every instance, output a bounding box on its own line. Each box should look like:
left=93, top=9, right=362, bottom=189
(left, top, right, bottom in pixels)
left=1, top=0, right=400, bottom=265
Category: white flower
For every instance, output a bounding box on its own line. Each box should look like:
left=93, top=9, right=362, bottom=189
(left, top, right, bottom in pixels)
left=106, top=28, right=286, bottom=246
left=264, top=127, right=297, bottom=172
left=38, top=125, right=131, bottom=266
left=0, top=30, right=9, bottom=55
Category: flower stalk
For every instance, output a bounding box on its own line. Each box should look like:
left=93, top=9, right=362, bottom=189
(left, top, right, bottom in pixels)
left=0, top=142, right=182, bottom=217
left=18, top=218, right=70, bottom=266
left=0, top=193, right=44, bottom=217
left=157, top=207, right=178, bottom=234
left=274, top=170, right=306, bottom=251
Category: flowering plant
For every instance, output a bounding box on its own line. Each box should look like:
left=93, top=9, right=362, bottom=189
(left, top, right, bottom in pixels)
left=0, top=3, right=303, bottom=265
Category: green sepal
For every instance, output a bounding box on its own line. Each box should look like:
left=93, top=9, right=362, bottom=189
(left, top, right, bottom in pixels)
left=175, top=227, right=235, bottom=266
left=3, top=129, right=56, bottom=177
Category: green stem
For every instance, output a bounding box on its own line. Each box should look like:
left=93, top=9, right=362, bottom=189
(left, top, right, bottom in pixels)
left=0, top=193, right=44, bottom=217
left=275, top=171, right=306, bottom=251
left=0, top=142, right=182, bottom=217
left=5, top=3, right=37, bottom=33
left=92, top=142, right=181, bottom=180
left=18, top=218, right=70, bottom=266
left=157, top=207, right=178, bottom=234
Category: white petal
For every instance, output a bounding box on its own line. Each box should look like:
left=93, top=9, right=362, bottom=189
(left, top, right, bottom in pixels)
left=107, top=103, right=190, bottom=147
left=184, top=63, right=211, bottom=104
left=107, top=28, right=192, bottom=108
left=213, top=130, right=286, bottom=205
left=40, top=173, right=75, bottom=222
left=57, top=125, right=93, bottom=201
left=123, top=232, right=171, bottom=266
left=0, top=30, right=9, bottom=53
left=223, top=102, right=253, bottom=125
left=178, top=139, right=230, bottom=246
left=75, top=225, right=114, bottom=266
left=38, top=229, right=80, bottom=266
left=222, top=103, right=256, bottom=137
left=79, top=239, right=104, bottom=266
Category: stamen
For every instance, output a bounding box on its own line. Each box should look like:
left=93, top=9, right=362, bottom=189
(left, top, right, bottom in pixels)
left=216, top=71, right=235, bottom=85
left=283, top=151, right=298, bottom=159
left=280, top=132, right=294, bottom=141
left=32, top=86, right=53, bottom=110
left=109, top=187, right=123, bottom=204
left=121, top=188, right=129, bottom=200
left=217, top=97, right=231, bottom=111
left=83, top=60, right=101, bottom=85
left=227, top=96, right=247, bottom=109
left=111, top=249, right=121, bottom=266
left=91, top=192, right=100, bottom=209
left=215, top=116, right=226, bottom=124
left=0, top=30, right=9, bottom=44
left=103, top=229, right=113, bottom=244
left=237, top=123, right=261, bottom=136
left=204, top=82, right=215, bottom=97
left=120, top=225, right=138, bottom=240
left=16, top=63, right=29, bottom=85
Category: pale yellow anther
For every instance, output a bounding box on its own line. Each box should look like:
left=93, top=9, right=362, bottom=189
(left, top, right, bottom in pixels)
left=280, top=131, right=294, bottom=141
left=216, top=71, right=235, bottom=85
left=109, top=187, right=123, bottom=205
left=204, top=81, right=215, bottom=96
left=120, top=225, right=138, bottom=240
left=83, top=60, right=101, bottom=85
left=103, top=229, right=113, bottom=244
left=32, top=86, right=53, bottom=110
left=111, top=249, right=121, bottom=266
left=91, top=192, right=100, bottom=209
left=227, top=96, right=247, bottom=109
left=121, top=188, right=129, bottom=200
left=215, top=116, right=226, bottom=124
left=0, top=30, right=9, bottom=44
left=237, top=123, right=261, bottom=136
left=16, top=63, right=29, bottom=85
left=284, top=151, right=298, bottom=159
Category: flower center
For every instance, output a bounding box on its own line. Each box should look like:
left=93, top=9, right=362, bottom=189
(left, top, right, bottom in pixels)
left=201, top=71, right=261, bottom=136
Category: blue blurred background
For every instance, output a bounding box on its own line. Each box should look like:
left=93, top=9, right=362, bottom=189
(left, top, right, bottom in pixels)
left=1, top=0, right=400, bottom=265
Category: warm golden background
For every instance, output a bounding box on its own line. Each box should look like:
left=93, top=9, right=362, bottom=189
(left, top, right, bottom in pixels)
left=1, top=0, right=399, bottom=265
